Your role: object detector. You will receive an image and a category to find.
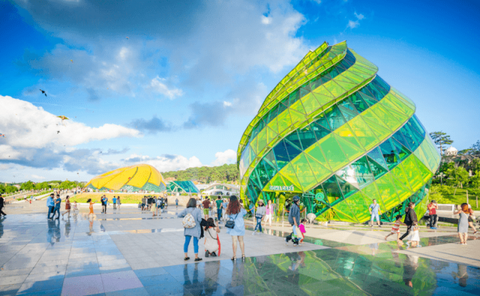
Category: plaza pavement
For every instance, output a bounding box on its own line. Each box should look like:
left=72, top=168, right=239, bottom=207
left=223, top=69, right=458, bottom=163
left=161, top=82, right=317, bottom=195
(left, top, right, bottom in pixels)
left=0, top=199, right=479, bottom=295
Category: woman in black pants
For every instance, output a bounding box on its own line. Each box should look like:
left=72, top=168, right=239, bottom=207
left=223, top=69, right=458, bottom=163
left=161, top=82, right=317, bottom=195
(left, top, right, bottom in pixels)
left=400, top=202, right=417, bottom=242
left=0, top=194, right=6, bottom=217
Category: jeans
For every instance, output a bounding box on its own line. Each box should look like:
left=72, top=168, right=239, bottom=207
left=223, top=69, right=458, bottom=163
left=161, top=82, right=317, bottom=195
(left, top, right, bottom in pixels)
left=48, top=206, right=54, bottom=219
left=255, top=217, right=263, bottom=232
left=217, top=209, right=222, bottom=221
left=370, top=213, right=380, bottom=222
left=429, top=214, right=437, bottom=228
left=53, top=207, right=60, bottom=219
left=103, top=204, right=107, bottom=213
left=184, top=235, right=199, bottom=254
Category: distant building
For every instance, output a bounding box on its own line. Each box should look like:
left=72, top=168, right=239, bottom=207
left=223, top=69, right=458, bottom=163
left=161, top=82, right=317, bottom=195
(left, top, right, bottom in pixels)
left=445, top=146, right=458, bottom=156
left=165, top=177, right=176, bottom=182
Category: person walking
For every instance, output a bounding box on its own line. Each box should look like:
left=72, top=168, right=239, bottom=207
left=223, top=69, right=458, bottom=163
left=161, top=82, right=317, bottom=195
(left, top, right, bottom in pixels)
left=225, top=195, right=247, bottom=261
left=254, top=200, right=266, bottom=234
left=175, top=198, right=179, bottom=209
left=165, top=197, right=168, bottom=209
left=455, top=203, right=470, bottom=245
left=101, top=196, right=106, bottom=214
left=61, top=196, right=71, bottom=218
left=0, top=194, right=6, bottom=218
left=285, top=196, right=301, bottom=246
left=151, top=196, right=157, bottom=217
left=112, top=196, right=117, bottom=210
left=178, top=198, right=203, bottom=262
left=202, top=197, right=211, bottom=219
left=117, top=196, right=121, bottom=209
left=222, top=199, right=228, bottom=222
left=369, top=199, right=381, bottom=227
left=47, top=193, right=55, bottom=220
left=216, top=196, right=223, bottom=223
left=53, top=194, right=62, bottom=220
left=87, top=198, right=95, bottom=219
left=427, top=200, right=438, bottom=229
left=400, top=202, right=418, bottom=242
left=265, top=200, right=273, bottom=226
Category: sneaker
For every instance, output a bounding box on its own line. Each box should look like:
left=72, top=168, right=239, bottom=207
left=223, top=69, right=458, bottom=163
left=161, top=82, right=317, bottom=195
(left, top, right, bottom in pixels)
left=205, top=251, right=209, bottom=258
left=211, top=252, right=217, bottom=257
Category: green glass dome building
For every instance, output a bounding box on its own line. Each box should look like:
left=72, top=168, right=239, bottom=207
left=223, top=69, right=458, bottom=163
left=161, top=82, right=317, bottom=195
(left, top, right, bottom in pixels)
left=237, top=41, right=441, bottom=222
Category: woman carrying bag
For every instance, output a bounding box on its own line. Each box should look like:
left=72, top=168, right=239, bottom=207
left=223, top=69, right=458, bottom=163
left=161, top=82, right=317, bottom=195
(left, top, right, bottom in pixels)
left=225, top=195, right=247, bottom=261
left=178, top=198, right=203, bottom=262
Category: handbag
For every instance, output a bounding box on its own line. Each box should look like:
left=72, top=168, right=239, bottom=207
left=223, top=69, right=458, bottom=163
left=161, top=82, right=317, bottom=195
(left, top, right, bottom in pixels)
left=225, top=213, right=239, bottom=229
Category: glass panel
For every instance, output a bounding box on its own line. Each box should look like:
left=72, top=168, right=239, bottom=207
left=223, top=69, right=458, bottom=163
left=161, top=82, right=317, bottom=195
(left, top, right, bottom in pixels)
left=343, top=191, right=371, bottom=222
left=319, top=136, right=350, bottom=171
left=333, top=133, right=364, bottom=161
left=311, top=121, right=331, bottom=141
left=314, top=114, right=331, bottom=131
left=273, top=140, right=289, bottom=171
left=292, top=154, right=318, bottom=190
left=367, top=156, right=388, bottom=179
left=361, top=182, right=386, bottom=213
left=391, top=138, right=411, bottom=161
left=346, top=118, right=378, bottom=151
left=326, top=106, right=346, bottom=130
left=336, top=174, right=359, bottom=199
left=375, top=174, right=401, bottom=210
left=284, top=139, right=302, bottom=161
left=305, top=154, right=332, bottom=184
left=367, top=147, right=388, bottom=170
left=402, top=156, right=423, bottom=192
left=379, top=139, right=399, bottom=169
left=322, top=175, right=343, bottom=206
left=392, top=130, right=411, bottom=151
left=337, top=98, right=359, bottom=121
left=298, top=126, right=317, bottom=150
left=305, top=144, right=331, bottom=170
left=333, top=200, right=358, bottom=222
left=350, top=93, right=369, bottom=113
left=351, top=156, right=375, bottom=188
left=285, top=131, right=303, bottom=150
left=262, top=159, right=277, bottom=180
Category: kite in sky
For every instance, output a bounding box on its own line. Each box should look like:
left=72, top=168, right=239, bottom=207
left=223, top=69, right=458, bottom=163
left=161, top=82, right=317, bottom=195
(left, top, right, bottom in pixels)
left=39, top=89, right=47, bottom=96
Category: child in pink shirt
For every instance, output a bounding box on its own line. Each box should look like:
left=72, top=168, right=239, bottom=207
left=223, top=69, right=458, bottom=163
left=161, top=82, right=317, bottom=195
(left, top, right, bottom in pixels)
left=299, top=219, right=307, bottom=244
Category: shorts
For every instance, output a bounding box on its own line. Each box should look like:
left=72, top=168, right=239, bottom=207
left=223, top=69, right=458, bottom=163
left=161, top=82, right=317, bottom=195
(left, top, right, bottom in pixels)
left=468, top=216, right=474, bottom=223
left=141, top=203, right=145, bottom=207
left=391, top=229, right=400, bottom=234
left=203, top=209, right=209, bottom=215
left=370, top=213, right=380, bottom=222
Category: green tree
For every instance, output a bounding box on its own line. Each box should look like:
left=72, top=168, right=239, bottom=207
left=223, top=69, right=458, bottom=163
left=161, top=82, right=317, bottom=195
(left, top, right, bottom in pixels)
left=446, top=166, right=469, bottom=195
left=471, top=140, right=480, bottom=156
left=5, top=185, right=18, bottom=194
left=430, top=131, right=454, bottom=155
left=471, top=171, right=480, bottom=189
left=20, top=180, right=35, bottom=191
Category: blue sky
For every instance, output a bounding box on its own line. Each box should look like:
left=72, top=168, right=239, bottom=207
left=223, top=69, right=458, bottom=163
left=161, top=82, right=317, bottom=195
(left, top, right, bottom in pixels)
left=1, top=0, right=479, bottom=183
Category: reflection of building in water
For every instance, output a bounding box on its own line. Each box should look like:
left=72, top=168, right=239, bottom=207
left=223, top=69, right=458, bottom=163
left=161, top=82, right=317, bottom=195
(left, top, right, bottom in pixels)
left=237, top=41, right=441, bottom=223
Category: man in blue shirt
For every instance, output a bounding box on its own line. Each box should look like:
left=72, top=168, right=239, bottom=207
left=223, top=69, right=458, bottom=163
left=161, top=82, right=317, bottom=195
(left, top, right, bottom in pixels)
left=53, top=195, right=62, bottom=220
left=101, top=196, right=108, bottom=214
left=47, top=193, right=55, bottom=219
left=112, top=196, right=117, bottom=209
left=369, top=199, right=381, bottom=227
left=286, top=196, right=301, bottom=246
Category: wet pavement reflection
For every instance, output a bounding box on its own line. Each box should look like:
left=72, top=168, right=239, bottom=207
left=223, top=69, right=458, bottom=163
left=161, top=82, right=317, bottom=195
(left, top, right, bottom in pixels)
left=0, top=213, right=480, bottom=295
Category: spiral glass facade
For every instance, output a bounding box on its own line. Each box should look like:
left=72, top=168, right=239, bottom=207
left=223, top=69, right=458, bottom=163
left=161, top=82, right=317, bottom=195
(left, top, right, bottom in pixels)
left=237, top=41, right=441, bottom=222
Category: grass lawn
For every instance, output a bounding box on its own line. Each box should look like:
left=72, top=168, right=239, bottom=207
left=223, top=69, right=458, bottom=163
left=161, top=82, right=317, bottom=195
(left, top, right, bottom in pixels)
left=70, top=193, right=166, bottom=204
left=440, top=188, right=480, bottom=211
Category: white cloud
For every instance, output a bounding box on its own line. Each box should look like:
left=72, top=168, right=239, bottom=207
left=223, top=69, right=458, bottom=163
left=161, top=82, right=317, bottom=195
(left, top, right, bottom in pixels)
left=0, top=95, right=140, bottom=149
left=223, top=101, right=232, bottom=107
left=347, top=20, right=359, bottom=29
left=261, top=15, right=272, bottom=25
left=212, top=149, right=237, bottom=166
left=149, top=76, right=183, bottom=99
left=31, top=174, right=45, bottom=180
left=347, top=11, right=365, bottom=29
left=124, top=153, right=202, bottom=172
left=354, top=12, right=365, bottom=20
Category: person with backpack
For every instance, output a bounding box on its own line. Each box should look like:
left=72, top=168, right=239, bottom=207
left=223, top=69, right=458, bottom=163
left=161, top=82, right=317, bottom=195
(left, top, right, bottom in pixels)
left=285, top=196, right=301, bottom=246
left=225, top=195, right=247, bottom=261
left=178, top=198, right=203, bottom=262
left=399, top=202, right=418, bottom=243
